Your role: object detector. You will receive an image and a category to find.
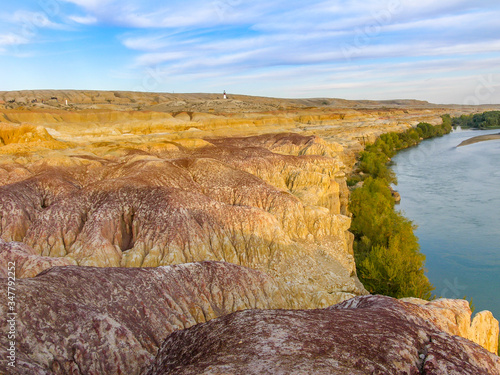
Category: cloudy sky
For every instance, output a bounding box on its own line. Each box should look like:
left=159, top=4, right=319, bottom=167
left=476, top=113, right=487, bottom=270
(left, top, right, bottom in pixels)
left=1, top=0, right=500, bottom=103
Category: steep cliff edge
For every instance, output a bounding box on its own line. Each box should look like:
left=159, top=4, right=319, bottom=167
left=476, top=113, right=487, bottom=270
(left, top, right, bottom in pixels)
left=403, top=297, right=500, bottom=354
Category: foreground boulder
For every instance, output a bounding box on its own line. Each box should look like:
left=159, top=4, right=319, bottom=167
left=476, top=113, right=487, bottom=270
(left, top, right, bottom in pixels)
left=1, top=262, right=497, bottom=374
left=146, top=295, right=500, bottom=375
left=0, top=262, right=290, bottom=375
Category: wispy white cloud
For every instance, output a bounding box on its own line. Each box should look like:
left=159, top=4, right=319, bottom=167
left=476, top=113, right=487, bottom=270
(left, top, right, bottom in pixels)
left=0, top=33, right=30, bottom=46
left=10, top=11, right=67, bottom=30
left=60, top=0, right=114, bottom=10
left=3, top=0, right=500, bottom=102
left=0, top=8, right=72, bottom=56
left=0, top=33, right=32, bottom=56
left=135, top=51, right=189, bottom=66
left=68, top=15, right=98, bottom=25
left=58, top=0, right=274, bottom=28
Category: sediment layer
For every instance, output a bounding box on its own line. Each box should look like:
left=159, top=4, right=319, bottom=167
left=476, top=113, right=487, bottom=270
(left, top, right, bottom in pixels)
left=0, top=265, right=497, bottom=374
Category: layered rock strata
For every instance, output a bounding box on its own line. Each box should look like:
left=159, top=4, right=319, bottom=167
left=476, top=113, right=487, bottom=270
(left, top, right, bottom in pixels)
left=0, top=132, right=365, bottom=306
left=1, top=92, right=500, bottom=370
left=145, top=295, right=500, bottom=375
left=0, top=262, right=290, bottom=375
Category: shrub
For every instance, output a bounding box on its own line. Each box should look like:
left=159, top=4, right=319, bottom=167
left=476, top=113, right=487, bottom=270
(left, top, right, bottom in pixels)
left=348, top=120, right=454, bottom=300
left=350, top=177, right=434, bottom=299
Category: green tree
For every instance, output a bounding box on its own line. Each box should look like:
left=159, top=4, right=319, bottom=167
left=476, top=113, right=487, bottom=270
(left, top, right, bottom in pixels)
left=358, top=150, right=396, bottom=183
left=350, top=177, right=395, bottom=247
left=350, top=178, right=434, bottom=299
left=358, top=235, right=432, bottom=299
left=452, top=111, right=500, bottom=129
left=348, top=120, right=457, bottom=299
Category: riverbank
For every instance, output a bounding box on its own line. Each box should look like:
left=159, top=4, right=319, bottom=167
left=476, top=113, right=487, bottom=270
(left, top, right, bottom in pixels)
left=347, top=119, right=455, bottom=300
left=392, top=128, right=500, bottom=323
left=457, top=133, right=500, bottom=147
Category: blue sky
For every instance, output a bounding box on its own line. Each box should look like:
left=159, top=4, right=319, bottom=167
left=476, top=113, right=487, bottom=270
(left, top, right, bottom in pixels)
left=1, top=0, right=500, bottom=104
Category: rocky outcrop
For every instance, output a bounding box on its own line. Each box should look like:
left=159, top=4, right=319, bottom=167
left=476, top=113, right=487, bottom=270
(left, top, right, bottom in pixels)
left=403, top=297, right=499, bottom=354
left=145, top=295, right=500, bottom=375
left=0, top=239, right=76, bottom=278
left=0, top=262, right=290, bottom=375
left=2, top=92, right=499, bottom=372
left=3, top=266, right=497, bottom=375
left=0, top=132, right=366, bottom=306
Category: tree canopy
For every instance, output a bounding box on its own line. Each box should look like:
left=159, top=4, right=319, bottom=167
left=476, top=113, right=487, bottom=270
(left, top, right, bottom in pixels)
left=348, top=119, right=453, bottom=299
left=452, top=111, right=500, bottom=129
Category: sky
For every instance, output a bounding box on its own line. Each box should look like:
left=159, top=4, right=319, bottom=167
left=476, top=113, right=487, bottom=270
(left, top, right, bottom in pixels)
left=1, top=0, right=500, bottom=104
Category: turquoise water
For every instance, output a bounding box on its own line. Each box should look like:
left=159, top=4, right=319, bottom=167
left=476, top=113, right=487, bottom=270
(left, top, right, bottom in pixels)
left=391, top=128, right=500, bottom=317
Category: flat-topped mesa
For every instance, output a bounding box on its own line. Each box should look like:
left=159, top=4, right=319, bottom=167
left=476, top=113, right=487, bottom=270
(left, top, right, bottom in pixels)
left=2, top=93, right=488, bottom=148
left=0, top=132, right=364, bottom=307
left=145, top=295, right=500, bottom=375
left=0, top=262, right=291, bottom=375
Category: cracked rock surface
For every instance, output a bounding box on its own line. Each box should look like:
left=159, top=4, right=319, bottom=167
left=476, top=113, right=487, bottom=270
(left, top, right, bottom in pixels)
left=145, top=295, right=500, bottom=375
left=0, top=262, right=290, bottom=375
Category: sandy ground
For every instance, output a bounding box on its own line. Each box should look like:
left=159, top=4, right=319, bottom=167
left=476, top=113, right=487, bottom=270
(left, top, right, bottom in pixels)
left=457, top=133, right=500, bottom=147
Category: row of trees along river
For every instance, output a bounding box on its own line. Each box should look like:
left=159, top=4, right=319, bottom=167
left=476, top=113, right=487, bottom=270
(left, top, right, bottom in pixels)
left=347, top=116, right=454, bottom=299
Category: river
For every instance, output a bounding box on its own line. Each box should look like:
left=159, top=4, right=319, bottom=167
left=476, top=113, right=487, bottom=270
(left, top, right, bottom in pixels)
left=391, top=128, right=500, bottom=317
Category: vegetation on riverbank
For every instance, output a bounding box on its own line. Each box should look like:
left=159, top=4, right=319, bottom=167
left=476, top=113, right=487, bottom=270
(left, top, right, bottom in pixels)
left=452, top=110, right=500, bottom=129
left=348, top=116, right=453, bottom=299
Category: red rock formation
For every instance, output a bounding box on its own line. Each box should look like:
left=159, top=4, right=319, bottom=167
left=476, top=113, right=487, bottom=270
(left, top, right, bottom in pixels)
left=0, top=262, right=290, bottom=375
left=0, top=240, right=75, bottom=278
left=145, top=295, right=500, bottom=375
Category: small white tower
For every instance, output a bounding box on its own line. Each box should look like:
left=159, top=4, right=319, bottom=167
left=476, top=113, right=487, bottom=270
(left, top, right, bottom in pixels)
left=223, top=90, right=227, bottom=99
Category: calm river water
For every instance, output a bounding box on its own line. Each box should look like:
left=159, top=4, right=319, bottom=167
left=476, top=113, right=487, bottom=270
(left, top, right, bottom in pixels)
left=391, top=128, right=500, bottom=317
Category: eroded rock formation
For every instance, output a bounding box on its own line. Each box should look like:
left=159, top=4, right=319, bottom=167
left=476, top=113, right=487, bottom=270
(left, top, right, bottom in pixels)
left=2, top=263, right=497, bottom=375
left=0, top=132, right=365, bottom=306
left=0, top=262, right=290, bottom=375
left=145, top=295, right=500, bottom=375
left=0, top=239, right=75, bottom=278
left=403, top=297, right=500, bottom=354
left=1, top=92, right=499, bottom=373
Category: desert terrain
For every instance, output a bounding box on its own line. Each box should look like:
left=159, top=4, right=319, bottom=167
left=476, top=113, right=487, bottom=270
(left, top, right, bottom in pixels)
left=1, top=91, right=499, bottom=374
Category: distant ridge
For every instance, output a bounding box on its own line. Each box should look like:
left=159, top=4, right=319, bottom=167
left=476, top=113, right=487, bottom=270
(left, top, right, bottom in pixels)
left=0, top=90, right=434, bottom=110
left=2, top=90, right=498, bottom=115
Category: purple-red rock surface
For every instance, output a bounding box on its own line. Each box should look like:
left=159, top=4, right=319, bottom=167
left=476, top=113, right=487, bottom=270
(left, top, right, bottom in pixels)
left=0, top=262, right=290, bottom=375
left=146, top=295, right=500, bottom=375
